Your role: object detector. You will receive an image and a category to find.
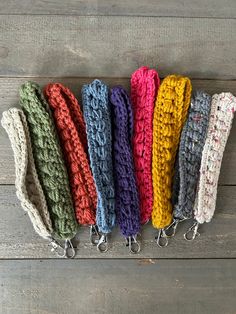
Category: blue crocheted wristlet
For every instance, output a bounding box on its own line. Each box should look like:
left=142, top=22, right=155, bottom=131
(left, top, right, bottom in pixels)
left=82, top=80, right=116, bottom=241
left=172, top=91, right=211, bottom=222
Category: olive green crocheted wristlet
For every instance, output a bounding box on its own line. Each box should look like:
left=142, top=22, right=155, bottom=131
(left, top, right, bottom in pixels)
left=19, top=81, right=78, bottom=240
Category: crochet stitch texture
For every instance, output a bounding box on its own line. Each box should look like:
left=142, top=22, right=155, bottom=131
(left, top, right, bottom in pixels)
left=19, top=81, right=78, bottom=240
left=152, top=75, right=192, bottom=229
left=82, top=79, right=116, bottom=234
left=44, top=83, right=97, bottom=226
left=131, top=66, right=160, bottom=224
left=173, top=91, right=211, bottom=220
left=194, top=93, right=236, bottom=224
left=110, top=86, right=140, bottom=237
left=1, top=108, right=53, bottom=240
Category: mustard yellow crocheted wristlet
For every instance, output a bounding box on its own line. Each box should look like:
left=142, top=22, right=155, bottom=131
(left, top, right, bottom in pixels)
left=152, top=75, right=192, bottom=229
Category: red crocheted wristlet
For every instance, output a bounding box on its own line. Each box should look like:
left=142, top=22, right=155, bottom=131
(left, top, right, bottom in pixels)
left=44, top=83, right=97, bottom=226
left=131, top=66, right=160, bottom=224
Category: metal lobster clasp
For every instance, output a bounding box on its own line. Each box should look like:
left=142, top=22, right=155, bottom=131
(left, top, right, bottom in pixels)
left=155, top=229, right=169, bottom=248
left=49, top=238, right=76, bottom=258
left=184, top=221, right=200, bottom=241
left=89, top=225, right=100, bottom=245
left=126, top=235, right=141, bottom=254
left=97, top=234, right=109, bottom=253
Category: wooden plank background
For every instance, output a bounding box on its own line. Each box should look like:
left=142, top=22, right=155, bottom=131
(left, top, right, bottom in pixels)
left=0, top=1, right=236, bottom=312
left=0, top=16, right=236, bottom=79
left=0, top=185, right=235, bottom=259
left=0, top=259, right=236, bottom=314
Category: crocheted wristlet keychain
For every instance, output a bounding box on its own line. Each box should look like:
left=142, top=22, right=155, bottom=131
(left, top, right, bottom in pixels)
left=82, top=79, right=116, bottom=252
left=44, top=83, right=98, bottom=244
left=19, top=82, right=78, bottom=258
left=110, top=86, right=141, bottom=253
left=167, top=91, right=211, bottom=236
left=131, top=66, right=160, bottom=224
left=152, top=75, right=192, bottom=247
left=1, top=108, right=56, bottom=244
left=185, top=93, right=236, bottom=240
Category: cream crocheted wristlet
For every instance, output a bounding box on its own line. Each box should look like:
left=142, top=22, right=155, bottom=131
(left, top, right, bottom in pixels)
left=1, top=108, right=53, bottom=240
left=185, top=93, right=236, bottom=240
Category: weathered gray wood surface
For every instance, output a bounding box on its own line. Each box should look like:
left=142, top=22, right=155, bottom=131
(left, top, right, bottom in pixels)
left=0, top=16, right=236, bottom=79
left=1, top=0, right=236, bottom=18
left=0, top=185, right=235, bottom=259
left=1, top=77, right=236, bottom=185
left=0, top=0, right=236, bottom=311
left=0, top=259, right=236, bottom=314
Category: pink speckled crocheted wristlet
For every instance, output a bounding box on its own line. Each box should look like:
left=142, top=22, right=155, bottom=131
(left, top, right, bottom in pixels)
left=131, top=66, right=160, bottom=224
left=194, top=93, right=236, bottom=223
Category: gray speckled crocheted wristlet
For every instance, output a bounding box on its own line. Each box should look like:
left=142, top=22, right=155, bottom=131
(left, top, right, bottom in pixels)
left=172, top=91, right=211, bottom=220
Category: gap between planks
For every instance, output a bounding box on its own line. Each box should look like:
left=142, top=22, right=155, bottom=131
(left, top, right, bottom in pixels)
left=0, top=0, right=236, bottom=18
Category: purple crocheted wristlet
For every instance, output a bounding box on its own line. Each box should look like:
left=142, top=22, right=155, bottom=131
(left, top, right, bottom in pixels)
left=110, top=86, right=141, bottom=253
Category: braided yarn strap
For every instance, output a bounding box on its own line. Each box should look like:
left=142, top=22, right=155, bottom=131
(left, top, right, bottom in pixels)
left=82, top=79, right=116, bottom=234
left=152, top=75, right=192, bottom=229
left=110, top=86, right=140, bottom=239
left=194, top=93, right=236, bottom=224
left=44, top=83, right=97, bottom=226
left=19, top=82, right=78, bottom=240
left=1, top=108, right=53, bottom=240
left=131, top=66, right=160, bottom=224
left=173, top=91, right=211, bottom=220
